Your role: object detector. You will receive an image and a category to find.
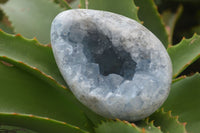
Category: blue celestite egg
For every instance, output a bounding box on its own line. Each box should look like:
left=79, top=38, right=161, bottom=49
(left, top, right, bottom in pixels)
left=51, top=9, right=172, bottom=121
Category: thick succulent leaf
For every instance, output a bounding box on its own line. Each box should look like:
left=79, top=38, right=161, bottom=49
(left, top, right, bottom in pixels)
left=136, top=119, right=162, bottom=133
left=162, top=73, right=200, bottom=133
left=167, top=34, right=200, bottom=78
left=149, top=109, right=187, bottom=133
left=0, top=125, right=36, bottom=133
left=80, top=0, right=139, bottom=21
left=0, top=30, right=66, bottom=87
left=95, top=119, right=162, bottom=133
left=0, top=113, right=88, bottom=133
left=134, top=0, right=169, bottom=48
left=161, top=5, right=183, bottom=45
left=172, top=75, right=187, bottom=84
left=95, top=120, right=144, bottom=133
left=0, top=0, right=64, bottom=44
left=0, top=30, right=104, bottom=128
left=0, top=61, right=92, bottom=132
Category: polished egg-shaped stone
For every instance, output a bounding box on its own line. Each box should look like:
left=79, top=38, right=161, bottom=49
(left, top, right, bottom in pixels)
left=51, top=9, right=172, bottom=121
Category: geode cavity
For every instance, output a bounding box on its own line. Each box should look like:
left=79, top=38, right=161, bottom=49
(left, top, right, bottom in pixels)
left=51, top=9, right=172, bottom=121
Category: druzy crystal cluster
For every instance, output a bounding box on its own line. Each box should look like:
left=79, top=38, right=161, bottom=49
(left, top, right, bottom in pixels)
left=51, top=9, right=172, bottom=121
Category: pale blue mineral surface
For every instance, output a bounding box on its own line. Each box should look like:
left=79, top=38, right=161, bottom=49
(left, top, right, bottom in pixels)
left=51, top=9, right=172, bottom=121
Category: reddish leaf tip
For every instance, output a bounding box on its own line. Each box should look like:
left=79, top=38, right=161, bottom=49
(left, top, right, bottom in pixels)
left=175, top=115, right=179, bottom=119
left=131, top=123, right=136, bottom=127
left=75, top=126, right=80, bottom=129
left=161, top=108, right=164, bottom=112
left=123, top=120, right=129, bottom=124
left=183, top=122, right=187, bottom=126
left=15, top=34, right=21, bottom=37
left=150, top=120, right=155, bottom=124
left=186, top=61, right=192, bottom=65
left=142, top=128, right=146, bottom=133
left=115, top=118, right=120, bottom=121
left=168, top=110, right=172, bottom=116
left=168, top=44, right=173, bottom=48
left=29, top=115, right=34, bottom=117
left=12, top=113, right=18, bottom=115
left=61, top=85, right=67, bottom=89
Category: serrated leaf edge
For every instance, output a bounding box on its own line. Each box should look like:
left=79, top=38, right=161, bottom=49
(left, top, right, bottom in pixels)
left=158, top=108, right=187, bottom=133
left=151, top=0, right=169, bottom=48
left=0, top=30, right=68, bottom=91
left=0, top=56, right=67, bottom=91
left=172, top=75, right=187, bottom=83
left=0, top=0, right=64, bottom=44
left=95, top=119, right=145, bottom=133
left=162, top=5, right=183, bottom=46
left=143, top=117, right=162, bottom=131
left=167, top=33, right=200, bottom=78
left=0, top=112, right=89, bottom=133
left=136, top=0, right=168, bottom=48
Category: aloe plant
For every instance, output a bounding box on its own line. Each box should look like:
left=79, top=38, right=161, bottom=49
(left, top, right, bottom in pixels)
left=0, top=0, right=200, bottom=132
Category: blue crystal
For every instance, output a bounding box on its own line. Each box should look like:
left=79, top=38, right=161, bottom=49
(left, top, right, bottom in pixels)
left=51, top=9, right=172, bottom=121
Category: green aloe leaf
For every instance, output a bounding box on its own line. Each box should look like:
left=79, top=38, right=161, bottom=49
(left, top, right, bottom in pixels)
left=0, top=30, right=66, bottom=87
left=95, top=119, right=162, bottom=133
left=0, top=0, right=64, bottom=44
left=0, top=30, right=104, bottom=128
left=0, top=61, right=92, bottom=132
left=0, top=125, right=36, bottom=133
left=95, top=112, right=187, bottom=133
left=0, top=113, right=88, bottom=133
left=80, top=0, right=139, bottom=22
left=95, top=114, right=185, bottom=133
left=167, top=34, right=200, bottom=78
left=162, top=5, right=183, bottom=45
left=134, top=0, right=169, bottom=48
left=149, top=109, right=187, bottom=133
left=162, top=73, right=200, bottom=133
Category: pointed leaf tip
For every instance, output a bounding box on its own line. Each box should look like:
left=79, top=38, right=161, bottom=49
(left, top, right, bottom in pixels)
left=149, top=108, right=187, bottom=133
left=168, top=34, right=200, bottom=78
left=0, top=0, right=64, bottom=44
